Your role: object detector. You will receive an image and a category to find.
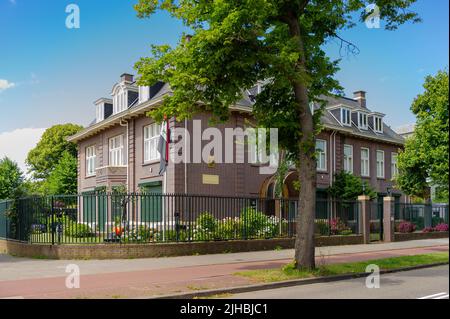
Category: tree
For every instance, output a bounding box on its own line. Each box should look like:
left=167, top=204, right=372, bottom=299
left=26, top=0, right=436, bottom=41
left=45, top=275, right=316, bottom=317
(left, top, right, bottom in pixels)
left=0, top=157, right=24, bottom=200
left=26, top=124, right=82, bottom=180
left=134, top=0, right=419, bottom=269
left=44, top=152, right=78, bottom=195
left=327, top=171, right=376, bottom=201
left=397, top=70, right=449, bottom=201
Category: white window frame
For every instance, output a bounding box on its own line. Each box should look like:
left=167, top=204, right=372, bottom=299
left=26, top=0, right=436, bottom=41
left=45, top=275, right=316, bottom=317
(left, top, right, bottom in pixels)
left=343, top=144, right=353, bottom=173
left=96, top=104, right=104, bottom=123
left=391, top=152, right=399, bottom=178
left=316, top=139, right=327, bottom=172
left=361, top=147, right=370, bottom=177
left=86, top=146, right=96, bottom=177
left=144, top=123, right=160, bottom=162
left=358, top=112, right=368, bottom=130
left=341, top=108, right=351, bottom=126
left=374, top=116, right=383, bottom=133
left=376, top=150, right=385, bottom=178
left=109, top=135, right=125, bottom=166
left=113, top=87, right=127, bottom=114
left=139, top=86, right=150, bottom=104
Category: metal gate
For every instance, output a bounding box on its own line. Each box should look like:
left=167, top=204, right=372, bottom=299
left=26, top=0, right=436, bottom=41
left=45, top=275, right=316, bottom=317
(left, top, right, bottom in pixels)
left=370, top=200, right=383, bottom=242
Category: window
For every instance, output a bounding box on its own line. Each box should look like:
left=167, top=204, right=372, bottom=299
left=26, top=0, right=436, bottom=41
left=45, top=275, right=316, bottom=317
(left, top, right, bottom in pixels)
left=391, top=152, right=399, bottom=178
left=374, top=116, right=383, bottom=133
left=139, top=86, right=150, bottom=104
left=109, top=135, right=124, bottom=166
left=96, top=104, right=104, bottom=123
left=361, top=147, right=370, bottom=177
left=376, top=150, right=385, bottom=178
left=144, top=123, right=160, bottom=162
left=358, top=112, right=368, bottom=130
left=113, top=87, right=127, bottom=114
left=316, top=139, right=327, bottom=171
left=86, top=146, right=96, bottom=176
left=343, top=144, right=353, bottom=173
left=341, top=108, right=351, bottom=126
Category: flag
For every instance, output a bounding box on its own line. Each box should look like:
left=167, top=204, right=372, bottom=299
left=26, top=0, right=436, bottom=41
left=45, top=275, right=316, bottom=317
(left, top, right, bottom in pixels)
left=158, top=119, right=170, bottom=175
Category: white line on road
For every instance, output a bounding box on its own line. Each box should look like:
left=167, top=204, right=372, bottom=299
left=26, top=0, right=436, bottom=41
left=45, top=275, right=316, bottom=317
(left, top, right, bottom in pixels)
left=435, top=294, right=449, bottom=299
left=418, top=292, right=447, bottom=299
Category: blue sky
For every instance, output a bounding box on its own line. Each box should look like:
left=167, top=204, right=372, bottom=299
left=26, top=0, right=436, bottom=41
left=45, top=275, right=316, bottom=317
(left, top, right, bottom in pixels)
left=0, top=0, right=449, bottom=170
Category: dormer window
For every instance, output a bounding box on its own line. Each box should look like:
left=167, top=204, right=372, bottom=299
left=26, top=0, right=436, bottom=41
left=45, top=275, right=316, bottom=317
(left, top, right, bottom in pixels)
left=113, top=86, right=127, bottom=114
left=358, top=112, right=368, bottom=130
left=374, top=116, right=383, bottom=133
left=341, top=108, right=351, bottom=126
left=96, top=104, right=104, bottom=123
left=139, top=86, right=150, bottom=104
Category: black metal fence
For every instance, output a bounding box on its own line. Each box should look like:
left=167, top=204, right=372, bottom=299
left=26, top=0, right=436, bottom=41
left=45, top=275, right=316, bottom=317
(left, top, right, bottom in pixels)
left=0, top=194, right=361, bottom=245
left=395, top=203, right=449, bottom=231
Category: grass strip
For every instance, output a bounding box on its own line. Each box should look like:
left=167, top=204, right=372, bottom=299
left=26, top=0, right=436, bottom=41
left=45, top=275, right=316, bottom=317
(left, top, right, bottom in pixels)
left=235, top=252, right=449, bottom=283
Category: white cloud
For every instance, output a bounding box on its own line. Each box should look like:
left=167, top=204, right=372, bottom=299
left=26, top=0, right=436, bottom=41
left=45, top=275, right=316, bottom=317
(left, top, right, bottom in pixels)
left=0, top=79, right=15, bottom=92
left=0, top=128, right=46, bottom=174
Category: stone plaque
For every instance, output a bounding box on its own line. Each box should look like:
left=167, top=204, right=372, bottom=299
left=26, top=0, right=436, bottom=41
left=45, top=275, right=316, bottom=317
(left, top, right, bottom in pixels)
left=202, top=174, right=219, bottom=185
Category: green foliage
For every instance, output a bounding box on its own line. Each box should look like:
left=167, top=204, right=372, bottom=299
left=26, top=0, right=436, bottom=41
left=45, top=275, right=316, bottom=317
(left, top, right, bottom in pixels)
left=0, top=157, right=24, bottom=200
left=43, top=152, right=78, bottom=195
left=397, top=70, right=449, bottom=199
left=134, top=0, right=419, bottom=265
left=196, top=212, right=217, bottom=232
left=327, top=171, right=376, bottom=200
left=134, top=0, right=419, bottom=159
left=64, top=223, right=94, bottom=238
left=315, top=220, right=329, bottom=236
left=26, top=124, right=82, bottom=180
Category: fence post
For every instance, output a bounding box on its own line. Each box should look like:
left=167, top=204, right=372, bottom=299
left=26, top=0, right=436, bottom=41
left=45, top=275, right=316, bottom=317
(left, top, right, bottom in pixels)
left=357, top=195, right=371, bottom=244
left=275, top=199, right=281, bottom=236
left=51, top=196, right=55, bottom=245
left=424, top=199, right=432, bottom=228
left=383, top=196, right=395, bottom=242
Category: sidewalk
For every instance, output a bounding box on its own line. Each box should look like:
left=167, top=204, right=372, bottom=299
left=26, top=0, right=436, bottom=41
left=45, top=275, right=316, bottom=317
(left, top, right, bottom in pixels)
left=0, top=238, right=448, bottom=299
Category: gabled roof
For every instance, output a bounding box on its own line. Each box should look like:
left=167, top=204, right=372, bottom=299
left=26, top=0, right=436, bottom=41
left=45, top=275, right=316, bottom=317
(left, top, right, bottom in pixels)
left=68, top=82, right=405, bottom=146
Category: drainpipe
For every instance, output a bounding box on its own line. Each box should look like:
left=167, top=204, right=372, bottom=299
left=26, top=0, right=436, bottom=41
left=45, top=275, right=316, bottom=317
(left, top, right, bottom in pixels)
left=120, top=119, right=129, bottom=193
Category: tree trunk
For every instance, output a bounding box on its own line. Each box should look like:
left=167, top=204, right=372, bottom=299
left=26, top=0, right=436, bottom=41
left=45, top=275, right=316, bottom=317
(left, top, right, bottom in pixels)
left=286, top=13, right=317, bottom=270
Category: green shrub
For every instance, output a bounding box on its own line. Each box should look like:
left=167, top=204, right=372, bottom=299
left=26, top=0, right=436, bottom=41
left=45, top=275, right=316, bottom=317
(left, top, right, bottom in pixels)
left=240, top=208, right=282, bottom=238
left=315, top=220, right=329, bottom=236
left=196, top=212, right=216, bottom=232
left=64, top=223, right=94, bottom=238
left=215, top=217, right=242, bottom=239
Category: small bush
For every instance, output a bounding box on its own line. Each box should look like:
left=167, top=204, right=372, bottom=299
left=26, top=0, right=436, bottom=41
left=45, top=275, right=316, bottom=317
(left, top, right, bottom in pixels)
left=422, top=227, right=435, bottom=233
left=329, top=218, right=350, bottom=235
left=315, top=220, right=329, bottom=236
left=398, top=221, right=416, bottom=233
left=196, top=212, right=216, bottom=232
left=435, top=223, right=449, bottom=232
left=64, top=223, right=94, bottom=238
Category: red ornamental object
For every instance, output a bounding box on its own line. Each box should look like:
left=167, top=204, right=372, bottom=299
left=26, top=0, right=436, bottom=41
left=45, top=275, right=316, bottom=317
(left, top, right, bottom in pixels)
left=115, top=226, right=123, bottom=236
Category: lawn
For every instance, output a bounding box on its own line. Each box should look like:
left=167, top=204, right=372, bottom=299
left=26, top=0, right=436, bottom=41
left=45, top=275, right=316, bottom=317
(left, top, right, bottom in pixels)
left=235, top=252, right=449, bottom=283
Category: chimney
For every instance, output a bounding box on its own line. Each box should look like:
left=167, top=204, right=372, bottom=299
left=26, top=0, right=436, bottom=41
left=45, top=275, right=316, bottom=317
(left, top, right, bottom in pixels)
left=353, top=90, right=366, bottom=108
left=120, top=73, right=134, bottom=83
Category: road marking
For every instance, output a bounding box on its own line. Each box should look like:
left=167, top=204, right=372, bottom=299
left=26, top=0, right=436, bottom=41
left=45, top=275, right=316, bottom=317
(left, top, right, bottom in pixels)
left=1, top=296, right=24, bottom=299
left=435, top=294, right=449, bottom=299
left=418, top=292, right=447, bottom=299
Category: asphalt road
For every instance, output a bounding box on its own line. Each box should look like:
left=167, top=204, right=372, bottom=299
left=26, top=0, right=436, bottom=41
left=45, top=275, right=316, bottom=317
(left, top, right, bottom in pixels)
left=226, top=265, right=449, bottom=299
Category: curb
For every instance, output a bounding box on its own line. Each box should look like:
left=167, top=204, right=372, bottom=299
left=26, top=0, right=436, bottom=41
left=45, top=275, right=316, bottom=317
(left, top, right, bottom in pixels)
left=149, top=262, right=449, bottom=299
